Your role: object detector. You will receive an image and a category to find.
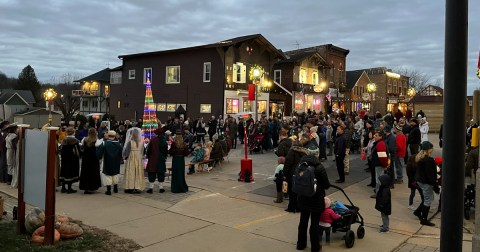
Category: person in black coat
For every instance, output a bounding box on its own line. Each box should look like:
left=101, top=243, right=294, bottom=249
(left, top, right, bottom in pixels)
left=414, top=141, right=437, bottom=226
left=375, top=174, right=392, bottom=233
left=334, top=126, right=347, bottom=183
left=283, top=135, right=310, bottom=212
left=276, top=129, right=292, bottom=157
left=407, top=118, right=421, bottom=155
left=296, top=152, right=330, bottom=252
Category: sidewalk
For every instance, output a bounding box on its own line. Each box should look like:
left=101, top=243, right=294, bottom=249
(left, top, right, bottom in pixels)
left=0, top=133, right=474, bottom=251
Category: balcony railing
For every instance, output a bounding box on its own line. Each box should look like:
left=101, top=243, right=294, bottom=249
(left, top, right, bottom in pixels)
left=72, top=90, right=99, bottom=96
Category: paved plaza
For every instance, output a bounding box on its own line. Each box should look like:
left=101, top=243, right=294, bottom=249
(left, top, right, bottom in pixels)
left=0, top=133, right=475, bottom=251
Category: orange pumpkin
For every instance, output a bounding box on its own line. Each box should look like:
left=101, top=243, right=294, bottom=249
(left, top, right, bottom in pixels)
left=31, top=226, right=60, bottom=244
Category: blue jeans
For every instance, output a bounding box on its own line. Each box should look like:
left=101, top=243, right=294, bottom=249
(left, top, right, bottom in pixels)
left=394, top=156, right=403, bottom=180
left=417, top=182, right=434, bottom=207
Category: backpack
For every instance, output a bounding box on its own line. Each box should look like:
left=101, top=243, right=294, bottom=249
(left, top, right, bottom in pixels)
left=292, top=162, right=317, bottom=197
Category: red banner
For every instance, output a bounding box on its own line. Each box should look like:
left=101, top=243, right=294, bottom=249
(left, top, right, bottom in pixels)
left=248, top=84, right=256, bottom=100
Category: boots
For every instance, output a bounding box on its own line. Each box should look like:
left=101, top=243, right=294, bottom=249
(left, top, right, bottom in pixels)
left=67, top=182, right=77, bottom=194
left=105, top=185, right=112, bottom=195
left=273, top=192, right=283, bottom=203
left=187, top=166, right=195, bottom=175
left=420, top=206, right=435, bottom=226
left=61, top=182, right=67, bottom=193
left=113, top=184, right=118, bottom=193
left=413, top=204, right=423, bottom=220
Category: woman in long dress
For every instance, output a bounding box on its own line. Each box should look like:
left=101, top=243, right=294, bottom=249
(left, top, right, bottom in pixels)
left=169, top=133, right=189, bottom=193
left=79, top=128, right=102, bottom=194
left=123, top=127, right=145, bottom=193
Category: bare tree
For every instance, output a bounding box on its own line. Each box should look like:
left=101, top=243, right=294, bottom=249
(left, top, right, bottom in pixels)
left=395, top=67, right=432, bottom=91
left=43, top=73, right=83, bottom=122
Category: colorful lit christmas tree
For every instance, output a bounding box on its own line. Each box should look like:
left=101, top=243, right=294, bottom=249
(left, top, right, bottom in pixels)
left=141, top=69, right=158, bottom=139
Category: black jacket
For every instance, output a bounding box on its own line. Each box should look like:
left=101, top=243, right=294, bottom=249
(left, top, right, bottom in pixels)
left=296, top=155, right=331, bottom=213
left=276, top=137, right=292, bottom=157
left=375, top=174, right=392, bottom=215
left=407, top=125, right=421, bottom=145
left=334, top=133, right=346, bottom=158
left=283, top=145, right=308, bottom=179
left=415, top=156, right=437, bottom=185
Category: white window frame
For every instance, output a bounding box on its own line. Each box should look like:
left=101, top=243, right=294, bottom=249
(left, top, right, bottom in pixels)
left=128, top=70, right=135, bottom=79
left=166, top=66, right=180, bottom=84
left=232, top=62, right=246, bottom=83
left=312, top=71, right=318, bottom=85
left=299, top=68, right=307, bottom=84
left=144, top=68, right=152, bottom=84
left=203, top=62, right=211, bottom=82
left=274, top=70, right=281, bottom=85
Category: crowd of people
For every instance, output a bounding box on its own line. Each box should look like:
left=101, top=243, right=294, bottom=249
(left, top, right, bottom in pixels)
left=0, top=107, right=474, bottom=251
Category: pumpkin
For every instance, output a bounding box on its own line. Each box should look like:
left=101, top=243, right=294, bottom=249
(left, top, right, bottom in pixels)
left=55, top=214, right=70, bottom=224
left=31, top=226, right=60, bottom=244
left=25, top=208, right=46, bottom=234
left=57, top=223, right=83, bottom=239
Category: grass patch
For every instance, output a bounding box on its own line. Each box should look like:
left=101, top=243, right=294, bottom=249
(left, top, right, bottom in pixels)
left=0, top=221, right=141, bottom=252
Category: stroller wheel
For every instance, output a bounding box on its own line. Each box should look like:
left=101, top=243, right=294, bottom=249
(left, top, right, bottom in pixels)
left=357, top=226, right=365, bottom=239
left=345, top=230, right=355, bottom=248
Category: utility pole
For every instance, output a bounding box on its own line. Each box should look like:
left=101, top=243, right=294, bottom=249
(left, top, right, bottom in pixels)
left=441, top=0, right=468, bottom=251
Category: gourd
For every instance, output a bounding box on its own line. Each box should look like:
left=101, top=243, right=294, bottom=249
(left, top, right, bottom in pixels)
left=56, top=222, right=83, bottom=239
left=31, top=226, right=60, bottom=244
left=25, top=208, right=45, bottom=234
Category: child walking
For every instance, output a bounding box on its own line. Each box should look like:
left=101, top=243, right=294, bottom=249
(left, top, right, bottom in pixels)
left=319, top=197, right=341, bottom=245
left=273, top=156, right=285, bottom=203
left=375, top=174, right=392, bottom=233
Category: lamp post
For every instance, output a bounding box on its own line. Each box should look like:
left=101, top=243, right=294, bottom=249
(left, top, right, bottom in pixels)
left=252, top=67, right=262, bottom=121
left=366, top=83, right=377, bottom=112
left=407, top=87, right=416, bottom=97
left=43, top=88, right=57, bottom=125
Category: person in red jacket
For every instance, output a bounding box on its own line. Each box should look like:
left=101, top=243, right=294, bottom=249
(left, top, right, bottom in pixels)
left=319, top=197, right=341, bottom=245
left=393, top=124, right=407, bottom=184
left=370, top=130, right=389, bottom=198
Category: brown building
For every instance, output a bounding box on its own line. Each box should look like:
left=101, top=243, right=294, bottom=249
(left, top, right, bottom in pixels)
left=349, top=67, right=410, bottom=115
left=276, top=45, right=349, bottom=114
left=409, top=85, right=444, bottom=132
left=109, top=34, right=285, bottom=121
left=345, top=70, right=372, bottom=112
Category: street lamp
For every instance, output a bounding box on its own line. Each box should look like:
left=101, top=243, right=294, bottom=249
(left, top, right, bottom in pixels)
left=43, top=88, right=57, bottom=125
left=366, top=83, right=377, bottom=112
left=407, top=87, right=416, bottom=97
left=249, top=65, right=265, bottom=121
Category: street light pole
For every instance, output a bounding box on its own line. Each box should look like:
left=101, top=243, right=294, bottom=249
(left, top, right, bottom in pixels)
left=43, top=88, right=57, bottom=126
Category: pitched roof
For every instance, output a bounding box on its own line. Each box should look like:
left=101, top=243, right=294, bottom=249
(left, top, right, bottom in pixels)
left=277, top=51, right=328, bottom=65
left=15, top=107, right=62, bottom=116
left=110, top=65, right=123, bottom=71
left=118, top=34, right=285, bottom=59
left=284, top=44, right=350, bottom=56
left=409, top=95, right=443, bottom=103
left=74, top=68, right=111, bottom=82
left=346, top=70, right=366, bottom=89
left=0, top=89, right=35, bottom=104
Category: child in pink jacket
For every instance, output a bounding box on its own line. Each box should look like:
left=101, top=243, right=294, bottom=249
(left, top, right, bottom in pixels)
left=319, top=197, right=341, bottom=244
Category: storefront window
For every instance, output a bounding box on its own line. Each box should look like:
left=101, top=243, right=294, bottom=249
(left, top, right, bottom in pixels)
left=257, top=100, right=267, bottom=113
left=305, top=95, right=313, bottom=111
left=226, top=98, right=239, bottom=114
left=294, top=92, right=304, bottom=111
left=243, top=99, right=252, bottom=112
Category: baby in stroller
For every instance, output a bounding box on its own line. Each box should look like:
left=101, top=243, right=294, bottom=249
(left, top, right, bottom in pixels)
left=249, top=133, right=264, bottom=154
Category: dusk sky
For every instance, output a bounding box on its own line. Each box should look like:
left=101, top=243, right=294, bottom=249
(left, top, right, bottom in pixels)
left=1, top=0, right=479, bottom=94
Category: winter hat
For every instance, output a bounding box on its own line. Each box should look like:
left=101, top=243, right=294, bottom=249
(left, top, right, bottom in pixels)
left=310, top=126, right=318, bottom=133
left=383, top=125, right=392, bottom=133
left=277, top=156, right=285, bottom=164
left=394, top=124, right=402, bottom=132
left=324, top=197, right=332, bottom=209
left=107, top=130, right=117, bottom=137
left=421, top=141, right=434, bottom=150
left=434, top=157, right=443, bottom=166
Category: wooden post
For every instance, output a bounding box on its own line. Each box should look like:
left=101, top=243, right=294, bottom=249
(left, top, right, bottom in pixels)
left=16, top=125, right=27, bottom=234
left=43, top=127, right=58, bottom=245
